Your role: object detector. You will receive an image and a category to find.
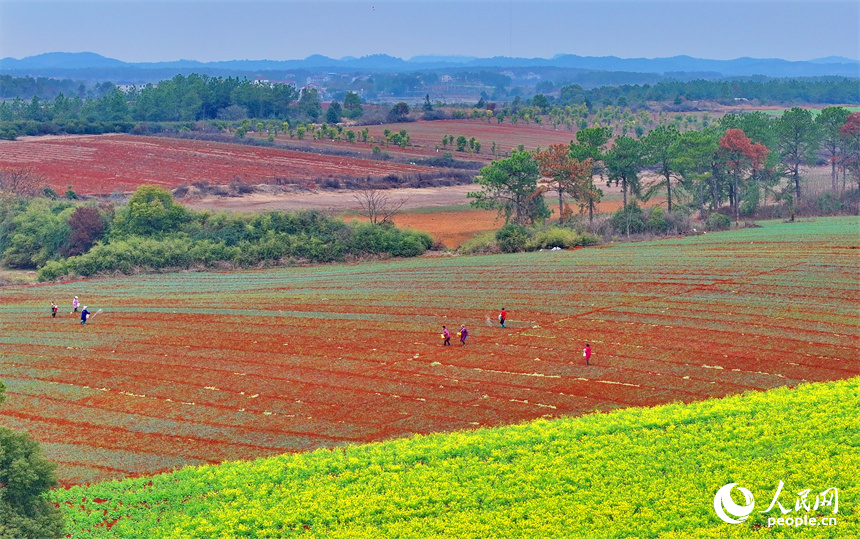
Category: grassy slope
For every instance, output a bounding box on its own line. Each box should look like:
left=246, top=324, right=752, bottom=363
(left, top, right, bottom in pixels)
left=55, top=377, right=858, bottom=539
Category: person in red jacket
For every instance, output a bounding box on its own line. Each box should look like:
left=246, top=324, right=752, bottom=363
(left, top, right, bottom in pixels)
left=583, top=343, right=592, bottom=365
left=498, top=307, right=507, bottom=328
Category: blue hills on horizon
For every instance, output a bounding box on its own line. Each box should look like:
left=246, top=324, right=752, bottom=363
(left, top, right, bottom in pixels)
left=1, top=51, right=858, bottom=80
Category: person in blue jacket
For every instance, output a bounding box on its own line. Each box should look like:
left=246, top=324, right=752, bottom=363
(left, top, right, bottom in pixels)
left=80, top=306, right=90, bottom=325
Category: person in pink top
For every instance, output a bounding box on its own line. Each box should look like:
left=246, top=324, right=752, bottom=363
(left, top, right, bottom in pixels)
left=442, top=326, right=451, bottom=346
left=583, top=343, right=592, bottom=365
left=71, top=296, right=80, bottom=314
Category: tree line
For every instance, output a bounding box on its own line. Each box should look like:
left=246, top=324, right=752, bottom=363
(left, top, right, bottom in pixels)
left=1, top=74, right=857, bottom=140
left=468, top=108, right=860, bottom=240
left=0, top=185, right=433, bottom=281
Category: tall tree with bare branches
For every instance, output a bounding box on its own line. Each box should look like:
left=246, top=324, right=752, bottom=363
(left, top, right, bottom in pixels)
left=0, top=167, right=45, bottom=198
left=353, top=188, right=408, bottom=225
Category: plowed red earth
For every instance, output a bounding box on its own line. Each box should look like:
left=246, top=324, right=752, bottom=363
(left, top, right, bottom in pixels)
left=0, top=218, right=857, bottom=486
left=0, top=134, right=435, bottom=195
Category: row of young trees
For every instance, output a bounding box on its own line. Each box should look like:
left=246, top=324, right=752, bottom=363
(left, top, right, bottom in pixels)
left=468, top=108, right=860, bottom=236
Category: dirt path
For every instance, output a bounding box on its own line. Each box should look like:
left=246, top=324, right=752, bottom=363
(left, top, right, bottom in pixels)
left=184, top=184, right=477, bottom=213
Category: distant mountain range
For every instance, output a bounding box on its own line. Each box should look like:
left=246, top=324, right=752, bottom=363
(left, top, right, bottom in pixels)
left=2, top=52, right=858, bottom=83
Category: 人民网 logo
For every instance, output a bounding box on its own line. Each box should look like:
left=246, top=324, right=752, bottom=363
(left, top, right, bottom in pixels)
left=714, top=483, right=756, bottom=524
left=713, top=481, right=839, bottom=527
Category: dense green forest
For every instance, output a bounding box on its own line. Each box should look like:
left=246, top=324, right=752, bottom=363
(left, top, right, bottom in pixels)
left=0, top=74, right=858, bottom=140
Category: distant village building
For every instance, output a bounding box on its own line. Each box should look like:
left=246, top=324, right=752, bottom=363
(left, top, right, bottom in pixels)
left=253, top=78, right=297, bottom=88
left=440, top=75, right=454, bottom=83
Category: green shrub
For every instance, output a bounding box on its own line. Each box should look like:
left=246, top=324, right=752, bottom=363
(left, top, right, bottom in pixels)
left=817, top=193, right=843, bottom=214
left=496, top=223, right=529, bottom=253
left=610, top=203, right=646, bottom=235
left=526, top=227, right=601, bottom=250
left=110, top=185, right=190, bottom=238
left=527, top=227, right=571, bottom=250
left=1, top=198, right=74, bottom=268
left=347, top=223, right=432, bottom=258
left=25, top=196, right=432, bottom=280
left=0, top=382, right=65, bottom=539
left=647, top=207, right=669, bottom=233
left=705, top=212, right=732, bottom=231
left=457, top=232, right=499, bottom=255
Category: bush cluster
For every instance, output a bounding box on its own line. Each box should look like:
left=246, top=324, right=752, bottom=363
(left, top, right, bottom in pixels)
left=0, top=186, right=433, bottom=281
left=705, top=212, right=732, bottom=231
left=604, top=203, right=694, bottom=237
left=458, top=224, right=599, bottom=254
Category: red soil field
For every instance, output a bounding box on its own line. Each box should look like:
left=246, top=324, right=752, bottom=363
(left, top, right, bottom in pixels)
left=0, top=134, right=437, bottom=195
left=0, top=120, right=581, bottom=197
left=393, top=209, right=500, bottom=248
left=0, top=219, right=857, bottom=486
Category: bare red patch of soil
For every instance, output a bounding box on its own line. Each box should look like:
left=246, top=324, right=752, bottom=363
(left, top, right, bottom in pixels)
left=0, top=134, right=437, bottom=195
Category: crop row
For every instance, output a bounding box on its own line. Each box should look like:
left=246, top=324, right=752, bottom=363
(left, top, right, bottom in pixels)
left=1, top=217, right=857, bottom=485
left=52, top=377, right=859, bottom=538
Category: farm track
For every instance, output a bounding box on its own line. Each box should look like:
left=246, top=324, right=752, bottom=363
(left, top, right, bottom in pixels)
left=0, top=218, right=858, bottom=485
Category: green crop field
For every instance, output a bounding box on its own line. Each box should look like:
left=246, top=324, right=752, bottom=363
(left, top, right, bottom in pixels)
left=2, top=216, right=858, bottom=538
left=53, top=377, right=859, bottom=538
left=1, top=217, right=858, bottom=489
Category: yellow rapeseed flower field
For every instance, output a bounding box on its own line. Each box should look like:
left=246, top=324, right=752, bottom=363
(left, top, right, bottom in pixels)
left=55, top=377, right=858, bottom=538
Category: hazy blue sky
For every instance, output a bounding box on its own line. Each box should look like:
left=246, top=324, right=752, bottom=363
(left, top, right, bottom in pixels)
left=2, top=1, right=858, bottom=62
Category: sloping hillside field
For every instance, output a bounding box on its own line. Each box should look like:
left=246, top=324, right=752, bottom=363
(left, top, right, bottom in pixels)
left=0, top=134, right=434, bottom=194
left=54, top=378, right=859, bottom=538
left=0, top=218, right=857, bottom=486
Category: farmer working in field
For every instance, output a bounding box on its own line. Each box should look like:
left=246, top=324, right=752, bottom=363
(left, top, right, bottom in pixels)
left=71, top=296, right=80, bottom=314
left=442, top=325, right=451, bottom=346
left=583, top=343, right=592, bottom=365
left=80, top=306, right=90, bottom=325
left=459, top=324, right=469, bottom=345
left=499, top=307, right=507, bottom=328
left=51, top=301, right=58, bottom=318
